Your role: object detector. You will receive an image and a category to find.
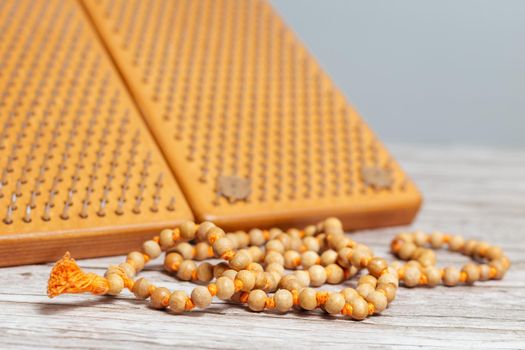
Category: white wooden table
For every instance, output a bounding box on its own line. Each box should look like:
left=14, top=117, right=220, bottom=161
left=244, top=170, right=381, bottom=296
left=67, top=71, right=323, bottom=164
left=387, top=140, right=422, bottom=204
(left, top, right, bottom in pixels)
left=1, top=145, right=524, bottom=349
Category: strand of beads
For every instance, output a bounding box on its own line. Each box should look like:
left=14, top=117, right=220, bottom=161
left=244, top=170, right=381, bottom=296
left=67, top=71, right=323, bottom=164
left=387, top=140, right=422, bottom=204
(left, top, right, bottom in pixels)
left=47, top=218, right=510, bottom=321
left=390, top=231, right=511, bottom=287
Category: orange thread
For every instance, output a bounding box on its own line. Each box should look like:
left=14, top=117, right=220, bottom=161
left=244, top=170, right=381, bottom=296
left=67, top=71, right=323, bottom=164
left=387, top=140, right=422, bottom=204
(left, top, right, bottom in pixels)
left=398, top=268, right=405, bottom=280
left=316, top=291, right=329, bottom=307
left=207, top=246, right=214, bottom=257
left=239, top=292, right=249, bottom=304
left=221, top=250, right=235, bottom=261
left=143, top=254, right=151, bottom=263
left=459, top=271, right=467, bottom=283
left=234, top=279, right=244, bottom=292
left=172, top=228, right=181, bottom=241
left=153, top=236, right=160, bottom=243
left=443, top=234, right=451, bottom=244
left=47, top=252, right=109, bottom=298
left=299, top=230, right=305, bottom=238
left=161, top=294, right=170, bottom=307
left=208, top=233, right=219, bottom=245
left=148, top=285, right=156, bottom=295
left=368, top=303, right=375, bottom=315
left=419, top=274, right=428, bottom=285
left=315, top=257, right=321, bottom=264
left=489, top=267, right=497, bottom=278
left=342, top=303, right=353, bottom=316
left=265, top=297, right=275, bottom=309
left=185, top=297, right=195, bottom=311
left=291, top=289, right=299, bottom=305
left=191, top=269, right=198, bottom=281
left=262, top=230, right=270, bottom=241
left=299, top=245, right=307, bottom=253
left=293, top=256, right=301, bottom=267
left=343, top=268, right=352, bottom=280
left=208, top=283, right=217, bottom=296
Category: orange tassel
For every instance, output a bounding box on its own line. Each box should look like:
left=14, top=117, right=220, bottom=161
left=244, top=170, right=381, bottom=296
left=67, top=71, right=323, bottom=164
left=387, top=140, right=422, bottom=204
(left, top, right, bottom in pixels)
left=47, top=252, right=109, bottom=298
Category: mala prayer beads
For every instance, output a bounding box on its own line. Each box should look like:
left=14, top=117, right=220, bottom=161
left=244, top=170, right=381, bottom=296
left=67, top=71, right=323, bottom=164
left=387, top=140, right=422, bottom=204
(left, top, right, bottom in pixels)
left=47, top=218, right=510, bottom=320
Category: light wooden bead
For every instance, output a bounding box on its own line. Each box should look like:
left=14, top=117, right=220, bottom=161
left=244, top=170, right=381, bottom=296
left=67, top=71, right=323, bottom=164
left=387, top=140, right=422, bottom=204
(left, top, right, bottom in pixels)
left=479, top=264, right=491, bottom=281
left=236, top=270, right=256, bottom=292
left=350, top=297, right=368, bottom=320
left=293, top=270, right=310, bottom=287
left=332, top=236, right=351, bottom=251
left=304, top=225, right=317, bottom=236
left=106, top=274, right=124, bottom=295
left=462, top=263, right=480, bottom=284
left=175, top=242, right=194, bottom=260
left=177, top=260, right=197, bottom=281
left=266, top=262, right=285, bottom=276
left=398, top=242, right=417, bottom=260
left=268, top=228, right=283, bottom=239
left=248, top=289, right=267, bottom=311
left=196, top=221, right=215, bottom=241
left=266, top=272, right=281, bottom=292
left=324, top=217, right=343, bottom=234
left=196, top=262, right=214, bottom=283
left=299, top=288, right=317, bottom=310
left=325, top=264, right=344, bottom=284
left=303, top=236, right=320, bottom=252
left=249, top=229, right=265, bottom=246
left=463, top=240, right=478, bottom=256
left=403, top=267, right=421, bottom=287
left=159, top=229, right=174, bottom=249
left=277, top=234, right=291, bottom=250
left=320, top=249, right=338, bottom=266
left=266, top=239, right=285, bottom=254
left=337, top=247, right=352, bottom=268
left=413, top=231, right=428, bottom=246
left=290, top=236, right=305, bottom=251
left=248, top=246, right=264, bottom=262
left=191, top=286, right=212, bottom=308
left=248, top=262, right=264, bottom=272
left=132, top=278, right=151, bottom=299
left=378, top=273, right=399, bottom=287
left=264, top=251, right=284, bottom=266
left=324, top=292, right=345, bottom=315
left=424, top=266, right=442, bottom=286
left=194, top=242, right=210, bottom=260
left=274, top=289, right=294, bottom=312
left=417, top=250, right=436, bottom=267
left=164, top=252, right=182, bottom=272
left=489, top=260, right=506, bottom=279
left=448, top=235, right=465, bottom=251
left=207, top=227, right=226, bottom=244
left=127, top=251, right=145, bottom=271
left=213, top=237, right=234, bottom=257
left=213, top=262, right=229, bottom=278
left=443, top=266, right=460, bottom=286
left=279, top=275, right=301, bottom=291
left=169, top=291, right=188, bottom=314
left=143, top=240, right=161, bottom=259
left=430, top=231, right=444, bottom=248
left=179, top=221, right=197, bottom=240
left=350, top=249, right=371, bottom=268
left=358, top=275, right=377, bottom=288
left=356, top=283, right=374, bottom=298
left=308, top=264, right=327, bottom=287
left=150, top=287, right=170, bottom=309
left=376, top=283, right=397, bottom=302
left=486, top=246, right=503, bottom=260
left=226, top=233, right=239, bottom=249
left=230, top=251, right=252, bottom=271
left=284, top=250, right=301, bottom=269
left=341, top=287, right=359, bottom=302
left=366, top=290, right=388, bottom=313
left=216, top=276, right=235, bottom=300
left=119, top=262, right=136, bottom=278
left=367, top=257, right=388, bottom=277
left=222, top=269, right=238, bottom=280
left=301, top=251, right=319, bottom=269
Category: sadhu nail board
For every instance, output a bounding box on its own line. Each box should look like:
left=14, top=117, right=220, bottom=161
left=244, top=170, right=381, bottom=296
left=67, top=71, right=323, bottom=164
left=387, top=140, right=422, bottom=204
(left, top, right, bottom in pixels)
left=0, top=0, right=421, bottom=266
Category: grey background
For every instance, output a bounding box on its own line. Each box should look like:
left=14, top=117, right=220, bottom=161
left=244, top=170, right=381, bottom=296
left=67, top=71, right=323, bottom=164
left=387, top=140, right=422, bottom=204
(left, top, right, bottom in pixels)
left=270, top=0, right=525, bottom=148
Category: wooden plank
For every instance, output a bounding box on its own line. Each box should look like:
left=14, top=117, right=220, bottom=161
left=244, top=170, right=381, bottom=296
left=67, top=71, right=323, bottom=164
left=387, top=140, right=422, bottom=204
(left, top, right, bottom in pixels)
left=0, top=145, right=524, bottom=349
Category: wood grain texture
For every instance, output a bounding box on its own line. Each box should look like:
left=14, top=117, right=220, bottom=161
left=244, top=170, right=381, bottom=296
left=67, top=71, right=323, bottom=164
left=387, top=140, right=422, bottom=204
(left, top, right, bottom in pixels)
left=0, top=144, right=524, bottom=349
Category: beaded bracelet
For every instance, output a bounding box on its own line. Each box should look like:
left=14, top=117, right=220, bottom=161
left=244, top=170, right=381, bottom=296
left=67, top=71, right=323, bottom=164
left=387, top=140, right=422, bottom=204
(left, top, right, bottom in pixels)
left=47, top=218, right=510, bottom=320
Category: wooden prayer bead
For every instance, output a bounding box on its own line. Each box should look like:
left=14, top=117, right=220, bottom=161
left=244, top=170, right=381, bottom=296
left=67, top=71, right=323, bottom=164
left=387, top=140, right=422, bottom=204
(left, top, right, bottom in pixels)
left=47, top=220, right=510, bottom=323
left=274, top=289, right=293, bottom=312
